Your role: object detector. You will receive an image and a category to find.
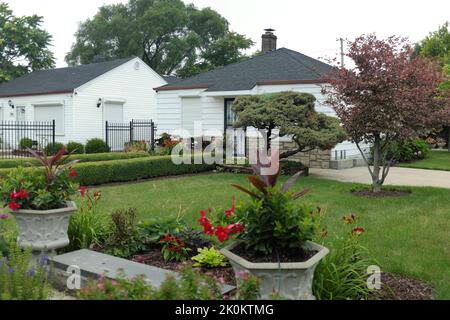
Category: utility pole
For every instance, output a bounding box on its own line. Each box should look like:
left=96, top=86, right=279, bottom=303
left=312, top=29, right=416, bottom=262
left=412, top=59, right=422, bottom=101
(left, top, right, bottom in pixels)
left=338, top=37, right=345, bottom=67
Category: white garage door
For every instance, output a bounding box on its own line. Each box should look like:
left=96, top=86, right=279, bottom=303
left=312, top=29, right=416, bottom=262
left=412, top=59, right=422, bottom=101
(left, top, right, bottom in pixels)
left=104, top=102, right=124, bottom=123
left=181, top=97, right=200, bottom=137
left=34, top=104, right=64, bottom=134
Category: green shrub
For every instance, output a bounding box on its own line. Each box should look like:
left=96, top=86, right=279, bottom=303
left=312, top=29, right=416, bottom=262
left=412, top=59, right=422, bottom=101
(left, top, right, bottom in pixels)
left=102, top=208, right=145, bottom=258
left=44, top=142, right=65, bottom=156
left=67, top=141, right=85, bottom=154
left=0, top=156, right=213, bottom=186
left=85, top=138, right=110, bottom=154
left=68, top=189, right=109, bottom=251
left=280, top=160, right=308, bottom=175
left=192, top=247, right=227, bottom=268
left=313, top=214, right=372, bottom=300
left=0, top=245, right=50, bottom=300
left=0, top=152, right=148, bottom=169
left=71, top=156, right=213, bottom=185
left=19, top=137, right=34, bottom=149
left=377, top=138, right=430, bottom=163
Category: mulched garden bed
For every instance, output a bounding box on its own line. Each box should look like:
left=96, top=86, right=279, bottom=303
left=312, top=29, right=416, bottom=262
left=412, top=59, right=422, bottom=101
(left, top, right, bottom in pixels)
left=370, top=272, right=434, bottom=300
left=129, top=249, right=434, bottom=300
left=131, top=247, right=236, bottom=285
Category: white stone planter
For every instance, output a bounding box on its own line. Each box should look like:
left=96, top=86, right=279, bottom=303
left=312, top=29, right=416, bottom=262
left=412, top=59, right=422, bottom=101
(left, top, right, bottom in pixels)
left=221, top=241, right=329, bottom=300
left=10, top=201, right=77, bottom=258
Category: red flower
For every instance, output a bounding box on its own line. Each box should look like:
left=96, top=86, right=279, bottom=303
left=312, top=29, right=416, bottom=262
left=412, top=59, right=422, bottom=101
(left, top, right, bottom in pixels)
left=79, top=186, right=87, bottom=197
left=352, top=227, right=365, bottom=235
left=8, top=201, right=21, bottom=211
left=225, top=198, right=236, bottom=217
left=198, top=210, right=215, bottom=235
left=226, top=223, right=244, bottom=234
left=10, top=189, right=29, bottom=200
left=68, top=169, right=77, bottom=177
left=214, top=225, right=230, bottom=243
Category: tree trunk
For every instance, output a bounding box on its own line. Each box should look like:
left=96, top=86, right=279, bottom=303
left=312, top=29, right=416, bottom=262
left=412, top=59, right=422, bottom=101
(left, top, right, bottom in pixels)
left=371, top=136, right=382, bottom=193
left=448, top=127, right=450, bottom=153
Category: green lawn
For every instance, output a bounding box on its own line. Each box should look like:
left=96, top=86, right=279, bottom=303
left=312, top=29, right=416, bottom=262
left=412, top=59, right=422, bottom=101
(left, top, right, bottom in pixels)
left=91, top=173, right=450, bottom=299
left=398, top=149, right=450, bottom=171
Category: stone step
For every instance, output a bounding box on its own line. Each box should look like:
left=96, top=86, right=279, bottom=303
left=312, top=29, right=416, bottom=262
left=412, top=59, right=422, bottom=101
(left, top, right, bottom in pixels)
left=50, top=249, right=235, bottom=295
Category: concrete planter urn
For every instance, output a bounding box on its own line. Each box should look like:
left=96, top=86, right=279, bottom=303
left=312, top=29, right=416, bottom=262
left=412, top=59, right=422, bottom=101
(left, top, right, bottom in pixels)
left=10, top=201, right=77, bottom=260
left=221, top=241, right=329, bottom=300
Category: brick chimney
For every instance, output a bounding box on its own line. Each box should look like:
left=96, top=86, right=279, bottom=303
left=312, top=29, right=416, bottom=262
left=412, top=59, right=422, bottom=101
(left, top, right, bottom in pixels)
left=262, top=28, right=277, bottom=53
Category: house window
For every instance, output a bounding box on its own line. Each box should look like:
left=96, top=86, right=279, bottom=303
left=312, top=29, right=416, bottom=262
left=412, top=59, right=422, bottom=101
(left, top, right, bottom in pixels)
left=224, top=98, right=236, bottom=128
left=34, top=104, right=64, bottom=135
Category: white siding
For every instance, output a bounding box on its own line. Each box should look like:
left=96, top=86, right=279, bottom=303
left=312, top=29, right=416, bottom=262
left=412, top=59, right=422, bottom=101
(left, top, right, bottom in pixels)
left=72, top=57, right=166, bottom=143
left=155, top=83, right=369, bottom=160
left=0, top=93, right=73, bottom=143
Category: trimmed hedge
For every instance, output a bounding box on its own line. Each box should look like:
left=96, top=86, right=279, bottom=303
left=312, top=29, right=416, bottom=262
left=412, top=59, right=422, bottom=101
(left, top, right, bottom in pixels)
left=0, top=152, right=150, bottom=169
left=0, top=156, right=214, bottom=186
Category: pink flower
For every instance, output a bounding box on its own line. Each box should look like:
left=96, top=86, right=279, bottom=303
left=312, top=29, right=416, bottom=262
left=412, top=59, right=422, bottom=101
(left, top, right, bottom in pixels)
left=79, top=186, right=87, bottom=197
left=0, top=214, right=9, bottom=219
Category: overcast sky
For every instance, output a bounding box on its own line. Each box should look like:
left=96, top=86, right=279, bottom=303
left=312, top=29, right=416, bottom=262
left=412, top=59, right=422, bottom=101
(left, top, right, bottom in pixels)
left=5, top=0, right=450, bottom=67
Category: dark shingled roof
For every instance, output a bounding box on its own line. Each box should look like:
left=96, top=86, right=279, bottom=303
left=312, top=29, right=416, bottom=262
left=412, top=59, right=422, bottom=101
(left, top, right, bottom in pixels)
left=0, top=57, right=136, bottom=98
left=156, top=48, right=333, bottom=92
left=162, top=75, right=181, bottom=84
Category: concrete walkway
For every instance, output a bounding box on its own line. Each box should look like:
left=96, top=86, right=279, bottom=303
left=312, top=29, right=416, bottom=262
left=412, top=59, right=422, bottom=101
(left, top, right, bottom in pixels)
left=310, top=166, right=450, bottom=189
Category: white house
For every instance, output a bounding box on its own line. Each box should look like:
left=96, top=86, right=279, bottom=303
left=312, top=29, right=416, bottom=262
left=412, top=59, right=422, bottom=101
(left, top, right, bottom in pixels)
left=154, top=30, right=368, bottom=169
left=0, top=57, right=169, bottom=145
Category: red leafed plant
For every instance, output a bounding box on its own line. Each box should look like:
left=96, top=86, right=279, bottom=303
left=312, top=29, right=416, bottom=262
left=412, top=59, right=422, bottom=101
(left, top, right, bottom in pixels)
left=159, top=233, right=191, bottom=262
left=0, top=147, right=79, bottom=210
left=230, top=151, right=320, bottom=255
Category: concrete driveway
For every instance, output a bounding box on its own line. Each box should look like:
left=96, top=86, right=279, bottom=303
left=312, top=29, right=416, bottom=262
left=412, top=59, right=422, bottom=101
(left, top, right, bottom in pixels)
left=310, top=166, right=450, bottom=189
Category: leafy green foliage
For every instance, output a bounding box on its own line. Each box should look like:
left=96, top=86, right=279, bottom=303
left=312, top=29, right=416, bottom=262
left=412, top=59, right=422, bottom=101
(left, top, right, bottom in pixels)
left=233, top=271, right=260, bottom=300
left=138, top=215, right=184, bottom=243
left=102, top=208, right=145, bottom=258
left=313, top=215, right=372, bottom=300
left=385, top=139, right=430, bottom=163
left=232, top=92, right=346, bottom=158
left=0, top=245, right=49, bottom=300
left=192, top=247, right=227, bottom=268
left=85, top=138, right=110, bottom=154
left=19, top=138, right=34, bottom=149
left=78, top=267, right=223, bottom=300
left=0, top=3, right=55, bottom=83
left=232, top=152, right=321, bottom=255
left=44, top=142, right=65, bottom=156
left=0, top=152, right=148, bottom=169
left=68, top=189, right=109, bottom=250
left=0, top=148, right=79, bottom=210
left=67, top=141, right=85, bottom=154
left=65, top=0, right=252, bottom=77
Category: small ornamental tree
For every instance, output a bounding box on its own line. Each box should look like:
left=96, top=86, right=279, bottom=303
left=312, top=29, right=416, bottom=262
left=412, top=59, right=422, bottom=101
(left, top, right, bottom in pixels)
left=231, top=92, right=346, bottom=159
left=323, top=34, right=450, bottom=192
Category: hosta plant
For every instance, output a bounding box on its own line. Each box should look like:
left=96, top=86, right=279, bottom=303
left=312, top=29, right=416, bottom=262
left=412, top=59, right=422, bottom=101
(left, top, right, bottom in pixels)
left=192, top=247, right=227, bottom=268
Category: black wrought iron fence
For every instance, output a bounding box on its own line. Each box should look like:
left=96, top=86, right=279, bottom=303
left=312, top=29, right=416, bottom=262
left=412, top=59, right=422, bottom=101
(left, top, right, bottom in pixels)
left=105, top=119, right=156, bottom=152
left=0, top=120, right=56, bottom=159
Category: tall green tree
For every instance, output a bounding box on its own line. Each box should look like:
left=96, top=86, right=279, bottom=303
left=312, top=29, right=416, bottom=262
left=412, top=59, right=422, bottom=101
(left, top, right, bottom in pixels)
left=65, top=0, right=253, bottom=77
left=0, top=3, right=55, bottom=83
left=415, top=22, right=450, bottom=150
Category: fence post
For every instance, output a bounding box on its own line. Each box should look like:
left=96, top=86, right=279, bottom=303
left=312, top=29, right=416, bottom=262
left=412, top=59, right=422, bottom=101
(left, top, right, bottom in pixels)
left=130, top=120, right=134, bottom=143
left=52, top=120, right=56, bottom=155
left=105, top=121, right=109, bottom=149
left=150, top=120, right=155, bottom=151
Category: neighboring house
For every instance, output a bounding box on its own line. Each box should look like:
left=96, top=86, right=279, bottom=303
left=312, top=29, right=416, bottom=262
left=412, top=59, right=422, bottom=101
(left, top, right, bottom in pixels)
left=0, top=57, right=168, bottom=145
left=154, top=30, right=368, bottom=169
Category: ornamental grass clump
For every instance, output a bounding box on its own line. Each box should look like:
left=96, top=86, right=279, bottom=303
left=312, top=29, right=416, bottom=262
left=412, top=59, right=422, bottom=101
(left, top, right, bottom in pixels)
left=0, top=148, right=78, bottom=211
